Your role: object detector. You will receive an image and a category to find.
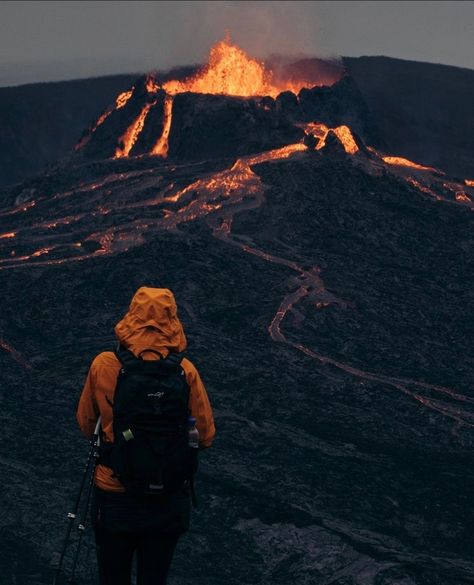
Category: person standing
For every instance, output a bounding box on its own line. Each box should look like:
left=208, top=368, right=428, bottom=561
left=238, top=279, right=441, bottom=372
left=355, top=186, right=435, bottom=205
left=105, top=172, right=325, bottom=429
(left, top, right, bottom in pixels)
left=77, top=287, right=215, bottom=585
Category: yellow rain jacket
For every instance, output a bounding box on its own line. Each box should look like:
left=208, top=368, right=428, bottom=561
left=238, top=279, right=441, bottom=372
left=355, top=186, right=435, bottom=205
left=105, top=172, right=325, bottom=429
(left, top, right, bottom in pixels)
left=77, top=287, right=215, bottom=492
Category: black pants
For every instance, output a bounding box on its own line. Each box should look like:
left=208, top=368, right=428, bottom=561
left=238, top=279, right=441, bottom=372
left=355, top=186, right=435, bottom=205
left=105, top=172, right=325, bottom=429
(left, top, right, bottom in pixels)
left=92, top=487, right=189, bottom=585
left=94, top=523, right=179, bottom=585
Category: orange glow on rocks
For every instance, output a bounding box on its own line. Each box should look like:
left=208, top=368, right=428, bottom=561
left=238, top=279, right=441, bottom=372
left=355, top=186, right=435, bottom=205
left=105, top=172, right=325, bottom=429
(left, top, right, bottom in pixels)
left=465, top=179, right=474, bottom=187
left=455, top=192, right=472, bottom=202
left=0, top=232, right=16, bottom=239
left=406, top=178, right=442, bottom=200
left=163, top=36, right=315, bottom=98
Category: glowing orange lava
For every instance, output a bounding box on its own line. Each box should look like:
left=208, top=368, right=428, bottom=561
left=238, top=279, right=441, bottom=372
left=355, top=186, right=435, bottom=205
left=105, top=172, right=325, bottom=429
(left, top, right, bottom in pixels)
left=163, top=36, right=315, bottom=98
left=455, top=192, right=472, bottom=202
left=246, top=143, right=307, bottom=165
left=0, top=231, right=16, bottom=239
left=115, top=90, right=133, bottom=108
left=465, top=179, right=474, bottom=187
left=115, top=101, right=156, bottom=158
left=146, top=77, right=161, bottom=93
left=332, top=126, right=359, bottom=154
left=31, top=247, right=52, bottom=258
left=164, top=141, right=307, bottom=222
left=382, top=156, right=438, bottom=172
left=302, top=123, right=359, bottom=154
left=76, top=90, right=134, bottom=151
left=151, top=95, right=174, bottom=157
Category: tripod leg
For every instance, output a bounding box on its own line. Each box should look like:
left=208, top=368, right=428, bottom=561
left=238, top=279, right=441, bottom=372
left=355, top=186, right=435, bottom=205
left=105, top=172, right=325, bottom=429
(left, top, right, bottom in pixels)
left=68, top=450, right=99, bottom=584
left=68, top=423, right=101, bottom=584
left=53, top=418, right=102, bottom=585
left=53, top=443, right=95, bottom=585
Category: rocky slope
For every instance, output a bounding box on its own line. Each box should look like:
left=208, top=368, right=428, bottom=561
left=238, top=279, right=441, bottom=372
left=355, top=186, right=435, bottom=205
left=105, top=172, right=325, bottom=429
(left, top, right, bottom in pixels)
left=0, top=75, right=137, bottom=188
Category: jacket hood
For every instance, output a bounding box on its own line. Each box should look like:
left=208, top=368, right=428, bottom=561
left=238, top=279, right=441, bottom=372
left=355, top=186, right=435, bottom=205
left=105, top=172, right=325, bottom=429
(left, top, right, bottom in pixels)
left=114, top=287, right=187, bottom=358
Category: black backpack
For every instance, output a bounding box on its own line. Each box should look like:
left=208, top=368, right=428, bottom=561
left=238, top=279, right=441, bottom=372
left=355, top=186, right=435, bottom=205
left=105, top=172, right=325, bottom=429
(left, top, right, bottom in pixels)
left=100, top=344, right=198, bottom=497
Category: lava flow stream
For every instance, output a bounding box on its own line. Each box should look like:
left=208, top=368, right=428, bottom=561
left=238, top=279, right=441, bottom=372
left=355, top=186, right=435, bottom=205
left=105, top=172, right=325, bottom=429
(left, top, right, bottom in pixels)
left=191, top=145, right=474, bottom=428
left=151, top=95, right=174, bottom=157
left=75, top=89, right=133, bottom=151
left=1, top=127, right=472, bottom=427
left=212, top=214, right=474, bottom=429
left=115, top=100, right=156, bottom=158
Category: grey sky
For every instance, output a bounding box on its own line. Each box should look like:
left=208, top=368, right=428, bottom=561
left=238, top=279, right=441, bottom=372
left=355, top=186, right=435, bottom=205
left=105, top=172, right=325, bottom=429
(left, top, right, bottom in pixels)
left=0, top=1, right=473, bottom=87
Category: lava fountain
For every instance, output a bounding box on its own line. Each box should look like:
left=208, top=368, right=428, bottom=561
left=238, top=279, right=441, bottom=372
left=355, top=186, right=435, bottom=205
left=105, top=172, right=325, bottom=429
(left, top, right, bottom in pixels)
left=163, top=35, right=325, bottom=98
left=163, top=37, right=274, bottom=97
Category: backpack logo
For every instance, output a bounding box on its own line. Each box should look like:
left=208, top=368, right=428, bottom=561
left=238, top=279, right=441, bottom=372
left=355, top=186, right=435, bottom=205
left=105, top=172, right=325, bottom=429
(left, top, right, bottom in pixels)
left=147, top=391, right=165, bottom=399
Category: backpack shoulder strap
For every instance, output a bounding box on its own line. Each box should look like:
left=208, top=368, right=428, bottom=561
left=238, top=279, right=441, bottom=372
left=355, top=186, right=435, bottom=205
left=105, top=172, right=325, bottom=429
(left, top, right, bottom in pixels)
left=114, top=343, right=139, bottom=369
left=114, top=344, right=185, bottom=373
left=165, top=351, right=184, bottom=366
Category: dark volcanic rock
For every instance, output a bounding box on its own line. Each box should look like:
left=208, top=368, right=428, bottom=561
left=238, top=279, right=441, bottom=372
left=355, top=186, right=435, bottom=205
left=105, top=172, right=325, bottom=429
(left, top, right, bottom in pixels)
left=168, top=93, right=304, bottom=160
left=275, top=90, right=301, bottom=120
left=303, top=132, right=319, bottom=150
left=298, top=75, right=378, bottom=144
left=0, top=144, right=473, bottom=585
left=320, top=130, right=347, bottom=155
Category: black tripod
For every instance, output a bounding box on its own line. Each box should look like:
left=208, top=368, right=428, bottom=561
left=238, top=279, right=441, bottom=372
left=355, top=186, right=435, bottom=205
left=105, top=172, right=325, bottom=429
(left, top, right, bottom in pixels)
left=53, top=418, right=101, bottom=585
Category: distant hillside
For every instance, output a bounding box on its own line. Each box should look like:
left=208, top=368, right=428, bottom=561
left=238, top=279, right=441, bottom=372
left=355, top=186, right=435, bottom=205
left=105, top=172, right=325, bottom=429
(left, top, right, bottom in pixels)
left=345, top=56, right=474, bottom=177
left=0, top=75, right=137, bottom=187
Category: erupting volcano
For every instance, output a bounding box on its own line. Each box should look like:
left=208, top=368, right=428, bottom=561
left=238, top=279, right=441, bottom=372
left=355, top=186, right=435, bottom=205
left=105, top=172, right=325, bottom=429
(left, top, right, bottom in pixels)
left=1, top=35, right=474, bottom=585
left=74, top=36, right=345, bottom=162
